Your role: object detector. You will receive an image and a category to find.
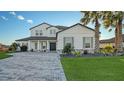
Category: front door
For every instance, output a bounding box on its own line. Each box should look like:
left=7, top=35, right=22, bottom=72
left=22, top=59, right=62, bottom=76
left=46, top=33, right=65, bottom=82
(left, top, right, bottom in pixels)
left=50, top=42, right=56, bottom=51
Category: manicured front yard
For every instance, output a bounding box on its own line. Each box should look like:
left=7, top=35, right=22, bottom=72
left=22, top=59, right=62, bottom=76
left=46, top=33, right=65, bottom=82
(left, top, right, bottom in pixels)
left=61, top=56, right=124, bottom=81
left=0, top=52, right=11, bottom=59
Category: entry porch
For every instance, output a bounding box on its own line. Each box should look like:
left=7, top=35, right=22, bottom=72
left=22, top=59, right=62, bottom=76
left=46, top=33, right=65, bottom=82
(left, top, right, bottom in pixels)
left=28, top=40, right=56, bottom=52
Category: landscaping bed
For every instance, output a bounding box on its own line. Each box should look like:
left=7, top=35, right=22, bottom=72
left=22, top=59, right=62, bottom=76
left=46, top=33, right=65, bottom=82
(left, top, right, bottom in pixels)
left=61, top=56, right=124, bottom=81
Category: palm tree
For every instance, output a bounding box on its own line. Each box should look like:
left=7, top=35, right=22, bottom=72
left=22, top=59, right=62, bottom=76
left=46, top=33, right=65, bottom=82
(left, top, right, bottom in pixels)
left=103, top=11, right=124, bottom=52
left=80, top=11, right=102, bottom=52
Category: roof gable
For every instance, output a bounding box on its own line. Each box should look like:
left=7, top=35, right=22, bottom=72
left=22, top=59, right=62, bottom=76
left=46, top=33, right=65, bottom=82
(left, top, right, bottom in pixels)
left=29, top=22, right=52, bottom=30
left=57, top=23, right=95, bottom=34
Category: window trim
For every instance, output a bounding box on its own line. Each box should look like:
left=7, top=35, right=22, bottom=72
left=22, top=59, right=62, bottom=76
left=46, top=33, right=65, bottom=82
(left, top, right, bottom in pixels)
left=50, top=29, right=56, bottom=34
left=50, top=30, right=52, bottom=34
left=83, top=37, right=93, bottom=49
left=63, top=37, right=74, bottom=48
left=40, top=30, right=43, bottom=36
left=35, top=30, right=39, bottom=36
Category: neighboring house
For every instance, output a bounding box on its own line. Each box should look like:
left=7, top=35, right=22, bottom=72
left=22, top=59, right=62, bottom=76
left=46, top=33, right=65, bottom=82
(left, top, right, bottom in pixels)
left=16, top=22, right=96, bottom=53
left=0, top=43, right=9, bottom=52
left=100, top=34, right=124, bottom=48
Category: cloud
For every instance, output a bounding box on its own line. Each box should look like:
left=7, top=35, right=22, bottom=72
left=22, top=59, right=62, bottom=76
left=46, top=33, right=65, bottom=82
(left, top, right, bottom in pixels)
left=1, top=16, right=8, bottom=21
left=8, top=12, right=33, bottom=25
left=27, top=19, right=33, bottom=24
left=9, top=11, right=16, bottom=16
left=17, top=15, right=25, bottom=20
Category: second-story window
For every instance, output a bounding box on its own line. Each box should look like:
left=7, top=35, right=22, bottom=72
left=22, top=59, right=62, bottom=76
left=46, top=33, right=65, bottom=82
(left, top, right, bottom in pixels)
left=50, top=29, right=56, bottom=34
left=53, top=30, right=56, bottom=34
left=36, top=33, right=38, bottom=35
left=35, top=30, right=38, bottom=36
left=40, top=30, right=42, bottom=36
left=50, top=30, right=52, bottom=34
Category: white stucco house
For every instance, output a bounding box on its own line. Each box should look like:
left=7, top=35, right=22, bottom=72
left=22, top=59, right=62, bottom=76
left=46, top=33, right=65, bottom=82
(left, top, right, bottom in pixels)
left=16, top=22, right=96, bottom=53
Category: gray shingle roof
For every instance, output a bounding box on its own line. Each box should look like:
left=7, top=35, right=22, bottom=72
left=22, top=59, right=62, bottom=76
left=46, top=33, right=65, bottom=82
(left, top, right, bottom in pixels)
left=29, top=22, right=52, bottom=30
left=55, top=26, right=68, bottom=30
left=46, top=25, right=68, bottom=30
left=29, top=22, right=68, bottom=30
left=100, top=38, right=115, bottom=43
left=16, top=36, right=56, bottom=41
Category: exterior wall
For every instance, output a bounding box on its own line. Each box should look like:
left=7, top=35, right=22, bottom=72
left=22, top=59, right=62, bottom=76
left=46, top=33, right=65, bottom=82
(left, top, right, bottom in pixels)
left=30, top=24, right=50, bottom=36
left=57, top=24, right=95, bottom=53
left=30, top=24, right=60, bottom=37
left=46, top=27, right=60, bottom=37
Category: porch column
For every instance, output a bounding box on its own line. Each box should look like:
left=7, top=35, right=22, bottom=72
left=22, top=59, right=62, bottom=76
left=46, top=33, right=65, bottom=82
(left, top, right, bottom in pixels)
left=38, top=40, right=40, bottom=51
left=28, top=40, right=31, bottom=51
left=47, top=41, right=49, bottom=52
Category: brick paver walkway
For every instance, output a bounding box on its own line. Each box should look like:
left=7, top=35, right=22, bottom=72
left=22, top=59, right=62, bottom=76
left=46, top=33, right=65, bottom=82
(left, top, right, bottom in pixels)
left=0, top=52, right=66, bottom=81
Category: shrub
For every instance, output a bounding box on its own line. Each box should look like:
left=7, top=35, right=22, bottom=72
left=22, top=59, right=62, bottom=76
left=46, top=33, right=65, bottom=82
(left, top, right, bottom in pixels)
left=84, top=50, right=88, bottom=54
left=72, top=51, right=81, bottom=57
left=99, top=46, right=114, bottom=56
left=63, top=43, right=73, bottom=54
left=21, top=45, right=27, bottom=52
left=104, top=46, right=113, bottom=54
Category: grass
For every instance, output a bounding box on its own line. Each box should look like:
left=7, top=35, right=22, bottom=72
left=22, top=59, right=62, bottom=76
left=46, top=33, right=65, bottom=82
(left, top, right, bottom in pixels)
left=0, top=52, right=12, bottom=59
left=61, top=56, right=124, bottom=81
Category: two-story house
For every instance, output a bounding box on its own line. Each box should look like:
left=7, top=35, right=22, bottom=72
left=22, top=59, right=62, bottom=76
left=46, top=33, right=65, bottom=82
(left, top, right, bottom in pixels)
left=16, top=22, right=96, bottom=53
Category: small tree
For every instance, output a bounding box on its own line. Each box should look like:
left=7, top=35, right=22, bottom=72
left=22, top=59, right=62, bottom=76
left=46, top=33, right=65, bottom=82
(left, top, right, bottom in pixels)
left=9, top=42, right=18, bottom=52
left=63, top=43, right=73, bottom=54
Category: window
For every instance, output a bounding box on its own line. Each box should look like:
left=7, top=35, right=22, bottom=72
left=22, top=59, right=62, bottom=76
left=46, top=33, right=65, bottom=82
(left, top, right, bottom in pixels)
left=35, top=42, right=37, bottom=49
left=64, top=37, right=74, bottom=47
left=36, top=33, right=39, bottom=35
left=50, top=30, right=52, bottom=34
left=40, top=33, right=42, bottom=35
left=35, top=30, right=38, bottom=36
left=40, top=30, right=42, bottom=35
left=53, top=30, right=56, bottom=34
left=50, top=29, right=56, bottom=34
left=83, top=37, right=93, bottom=48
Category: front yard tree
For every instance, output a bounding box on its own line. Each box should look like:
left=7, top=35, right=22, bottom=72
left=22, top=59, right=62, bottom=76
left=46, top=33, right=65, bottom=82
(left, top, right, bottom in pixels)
left=80, top=11, right=102, bottom=52
left=103, top=11, right=124, bottom=52
left=9, top=42, right=18, bottom=51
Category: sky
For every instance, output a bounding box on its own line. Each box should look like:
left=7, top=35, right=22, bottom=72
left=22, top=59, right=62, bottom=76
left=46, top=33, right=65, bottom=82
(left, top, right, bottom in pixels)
left=0, top=11, right=120, bottom=45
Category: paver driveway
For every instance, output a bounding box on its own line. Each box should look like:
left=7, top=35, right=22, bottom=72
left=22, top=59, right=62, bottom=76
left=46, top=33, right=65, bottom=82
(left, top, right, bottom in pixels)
left=0, top=52, right=66, bottom=81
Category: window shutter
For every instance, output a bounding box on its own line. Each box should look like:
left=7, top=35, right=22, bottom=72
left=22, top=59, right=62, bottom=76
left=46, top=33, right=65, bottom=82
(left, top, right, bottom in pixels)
left=83, top=37, right=85, bottom=48
left=91, top=37, right=93, bottom=48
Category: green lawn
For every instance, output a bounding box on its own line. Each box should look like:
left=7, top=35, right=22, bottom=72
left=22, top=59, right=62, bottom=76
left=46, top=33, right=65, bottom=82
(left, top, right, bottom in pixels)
left=61, top=56, right=124, bottom=81
left=0, top=52, right=11, bottom=59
